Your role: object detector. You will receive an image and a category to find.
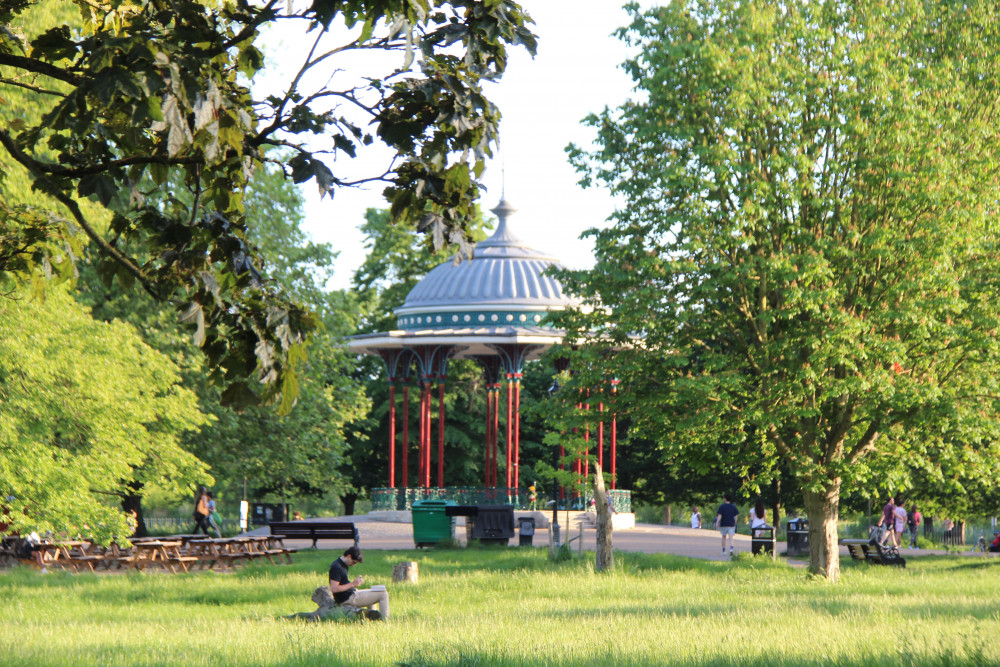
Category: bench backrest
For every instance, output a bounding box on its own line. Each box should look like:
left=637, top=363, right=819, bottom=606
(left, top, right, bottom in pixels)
left=269, top=522, right=359, bottom=546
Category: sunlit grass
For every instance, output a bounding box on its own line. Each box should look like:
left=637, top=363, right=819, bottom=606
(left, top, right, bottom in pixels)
left=2, top=548, right=999, bottom=666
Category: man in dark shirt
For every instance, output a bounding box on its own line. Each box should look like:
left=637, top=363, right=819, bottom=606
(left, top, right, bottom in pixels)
left=876, top=496, right=895, bottom=546
left=715, top=494, right=739, bottom=556
left=328, top=546, right=389, bottom=620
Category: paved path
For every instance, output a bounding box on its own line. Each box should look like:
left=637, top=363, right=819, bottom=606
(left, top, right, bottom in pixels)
left=254, top=515, right=970, bottom=564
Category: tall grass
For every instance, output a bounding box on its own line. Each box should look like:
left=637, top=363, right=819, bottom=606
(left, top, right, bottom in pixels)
left=2, top=549, right=999, bottom=666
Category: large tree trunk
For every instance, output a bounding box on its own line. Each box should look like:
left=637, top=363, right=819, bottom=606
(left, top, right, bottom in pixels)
left=770, top=476, right=782, bottom=529
left=593, top=464, right=613, bottom=572
left=802, top=480, right=841, bottom=582
left=341, top=493, right=358, bottom=517
left=122, top=481, right=148, bottom=538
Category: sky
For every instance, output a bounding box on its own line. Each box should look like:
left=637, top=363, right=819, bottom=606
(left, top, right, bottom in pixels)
left=260, top=1, right=639, bottom=290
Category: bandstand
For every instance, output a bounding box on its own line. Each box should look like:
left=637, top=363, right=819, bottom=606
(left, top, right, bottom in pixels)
left=348, top=199, right=631, bottom=513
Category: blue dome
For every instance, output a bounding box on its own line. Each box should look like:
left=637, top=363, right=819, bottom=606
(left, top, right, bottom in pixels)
left=394, top=200, right=577, bottom=330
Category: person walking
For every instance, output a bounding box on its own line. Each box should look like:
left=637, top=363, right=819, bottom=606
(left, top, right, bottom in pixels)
left=891, top=496, right=907, bottom=548
left=206, top=492, right=223, bottom=538
left=191, top=487, right=211, bottom=535
left=690, top=506, right=702, bottom=529
left=875, top=496, right=895, bottom=546
left=715, top=494, right=739, bottom=556
left=906, top=503, right=922, bottom=549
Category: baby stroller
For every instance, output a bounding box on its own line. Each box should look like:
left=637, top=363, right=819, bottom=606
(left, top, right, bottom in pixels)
left=973, top=531, right=1000, bottom=553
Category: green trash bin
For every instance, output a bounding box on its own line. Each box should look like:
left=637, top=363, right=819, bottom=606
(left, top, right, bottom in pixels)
left=412, top=500, right=456, bottom=548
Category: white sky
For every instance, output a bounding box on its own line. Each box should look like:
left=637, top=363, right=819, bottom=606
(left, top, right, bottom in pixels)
left=260, top=1, right=638, bottom=289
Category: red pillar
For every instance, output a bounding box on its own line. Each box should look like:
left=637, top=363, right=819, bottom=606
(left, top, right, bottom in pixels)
left=598, top=401, right=604, bottom=471
left=505, top=374, right=513, bottom=490
left=493, top=385, right=500, bottom=487
left=611, top=381, right=618, bottom=489
left=418, top=383, right=426, bottom=487
left=389, top=383, right=396, bottom=488
left=513, top=374, right=522, bottom=491
left=437, top=381, right=446, bottom=488
left=576, top=392, right=583, bottom=493
left=402, top=385, right=409, bottom=489
left=584, top=398, right=590, bottom=481
left=425, top=381, right=433, bottom=488
left=485, top=386, right=492, bottom=487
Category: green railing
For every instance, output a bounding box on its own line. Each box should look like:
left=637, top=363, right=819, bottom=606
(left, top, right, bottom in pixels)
left=371, top=487, right=632, bottom=513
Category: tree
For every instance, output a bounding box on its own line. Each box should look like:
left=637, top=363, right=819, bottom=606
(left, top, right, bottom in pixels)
left=0, top=287, right=210, bottom=543
left=77, top=155, right=367, bottom=521
left=559, top=0, right=1000, bottom=581
left=0, top=0, right=536, bottom=408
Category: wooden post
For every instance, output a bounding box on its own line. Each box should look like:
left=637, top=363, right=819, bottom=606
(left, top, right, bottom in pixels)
left=392, top=561, right=419, bottom=583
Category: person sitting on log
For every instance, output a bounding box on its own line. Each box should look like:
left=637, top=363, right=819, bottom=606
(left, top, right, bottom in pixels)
left=328, top=546, right=389, bottom=620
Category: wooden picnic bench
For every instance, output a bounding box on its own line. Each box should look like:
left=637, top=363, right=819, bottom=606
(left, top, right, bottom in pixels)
left=269, top=521, right=358, bottom=549
left=840, top=538, right=906, bottom=567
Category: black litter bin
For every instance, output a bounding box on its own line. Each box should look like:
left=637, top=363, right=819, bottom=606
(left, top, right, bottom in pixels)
left=471, top=505, right=515, bottom=545
left=751, top=525, right=775, bottom=559
left=786, top=518, right=809, bottom=557
left=518, top=516, right=536, bottom=547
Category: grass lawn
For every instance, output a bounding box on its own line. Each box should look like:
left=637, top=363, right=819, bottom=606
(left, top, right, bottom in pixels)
left=2, top=548, right=999, bottom=666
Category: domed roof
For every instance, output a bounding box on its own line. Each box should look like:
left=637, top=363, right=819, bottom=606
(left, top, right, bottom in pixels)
left=395, top=199, right=577, bottom=330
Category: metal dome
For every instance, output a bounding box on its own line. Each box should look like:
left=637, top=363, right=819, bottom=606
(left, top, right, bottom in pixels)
left=394, top=199, right=577, bottom=330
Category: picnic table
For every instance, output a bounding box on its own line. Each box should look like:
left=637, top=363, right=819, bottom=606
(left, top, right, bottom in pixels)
left=34, top=540, right=89, bottom=570
left=130, top=540, right=198, bottom=573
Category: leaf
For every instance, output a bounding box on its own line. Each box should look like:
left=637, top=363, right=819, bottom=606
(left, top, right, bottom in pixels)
left=219, top=381, right=260, bottom=411
left=178, top=301, right=206, bottom=346
left=77, top=174, right=117, bottom=207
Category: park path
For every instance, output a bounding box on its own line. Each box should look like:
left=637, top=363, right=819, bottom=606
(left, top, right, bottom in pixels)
left=252, top=514, right=961, bottom=563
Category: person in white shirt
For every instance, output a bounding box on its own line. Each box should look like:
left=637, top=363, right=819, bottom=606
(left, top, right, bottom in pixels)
left=749, top=499, right=768, bottom=531
left=690, top=507, right=702, bottom=529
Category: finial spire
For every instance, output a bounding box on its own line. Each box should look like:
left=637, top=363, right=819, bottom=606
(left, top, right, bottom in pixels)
left=490, top=197, right=517, bottom=235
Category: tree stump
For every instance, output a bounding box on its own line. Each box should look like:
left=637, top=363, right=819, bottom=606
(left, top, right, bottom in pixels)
left=392, top=561, right=418, bottom=583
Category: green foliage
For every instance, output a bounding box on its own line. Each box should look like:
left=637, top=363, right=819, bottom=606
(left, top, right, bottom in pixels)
left=558, top=0, right=1000, bottom=579
left=2, top=549, right=1000, bottom=665
left=76, top=155, right=367, bottom=510
left=0, top=287, right=210, bottom=542
left=0, top=0, right=536, bottom=408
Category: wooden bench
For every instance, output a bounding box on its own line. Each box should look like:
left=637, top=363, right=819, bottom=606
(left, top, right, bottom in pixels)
left=269, top=522, right=358, bottom=549
left=840, top=539, right=906, bottom=567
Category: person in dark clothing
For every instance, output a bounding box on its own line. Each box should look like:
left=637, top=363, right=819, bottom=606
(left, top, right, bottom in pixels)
left=875, top=496, right=895, bottom=546
left=715, top=494, right=740, bottom=556
left=191, top=487, right=211, bottom=535
left=328, top=546, right=389, bottom=620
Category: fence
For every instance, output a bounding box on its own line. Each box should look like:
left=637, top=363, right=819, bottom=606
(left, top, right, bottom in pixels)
left=370, top=487, right=633, bottom=513
left=142, top=516, right=239, bottom=535
left=839, top=518, right=995, bottom=546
